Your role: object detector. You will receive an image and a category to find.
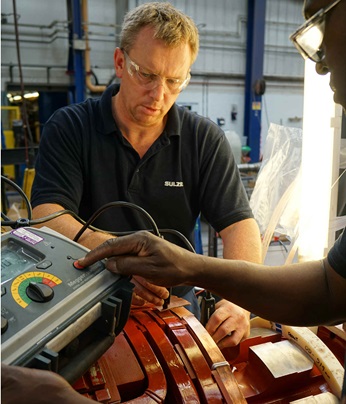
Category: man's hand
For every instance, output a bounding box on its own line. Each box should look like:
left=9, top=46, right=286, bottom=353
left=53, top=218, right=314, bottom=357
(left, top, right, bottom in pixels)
left=130, top=275, right=170, bottom=306
left=1, top=363, right=92, bottom=404
left=205, top=300, right=250, bottom=348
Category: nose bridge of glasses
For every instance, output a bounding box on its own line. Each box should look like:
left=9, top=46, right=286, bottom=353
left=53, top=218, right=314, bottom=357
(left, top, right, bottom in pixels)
left=148, top=73, right=181, bottom=93
left=152, top=73, right=166, bottom=86
left=130, top=62, right=171, bottom=88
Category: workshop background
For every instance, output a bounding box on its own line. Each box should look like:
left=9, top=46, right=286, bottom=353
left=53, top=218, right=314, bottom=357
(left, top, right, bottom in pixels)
left=1, top=3, right=346, bottom=401
left=1, top=0, right=305, bottom=161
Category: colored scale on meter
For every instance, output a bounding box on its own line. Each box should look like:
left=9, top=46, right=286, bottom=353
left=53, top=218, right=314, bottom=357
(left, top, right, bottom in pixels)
left=10, top=271, right=62, bottom=308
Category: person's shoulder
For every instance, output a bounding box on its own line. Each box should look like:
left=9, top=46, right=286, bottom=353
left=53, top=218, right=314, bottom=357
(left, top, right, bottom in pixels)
left=39, top=99, right=98, bottom=142
left=174, top=104, right=222, bottom=133
left=45, top=96, right=102, bottom=129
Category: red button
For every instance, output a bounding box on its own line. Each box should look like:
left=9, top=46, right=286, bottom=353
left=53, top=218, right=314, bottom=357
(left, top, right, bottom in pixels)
left=73, top=260, right=85, bottom=270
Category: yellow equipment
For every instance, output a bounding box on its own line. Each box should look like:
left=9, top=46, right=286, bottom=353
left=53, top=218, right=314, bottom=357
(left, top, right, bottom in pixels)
left=1, top=106, right=21, bottom=179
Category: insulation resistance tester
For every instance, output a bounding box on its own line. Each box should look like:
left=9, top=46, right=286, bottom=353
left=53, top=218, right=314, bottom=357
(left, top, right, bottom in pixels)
left=1, top=227, right=133, bottom=382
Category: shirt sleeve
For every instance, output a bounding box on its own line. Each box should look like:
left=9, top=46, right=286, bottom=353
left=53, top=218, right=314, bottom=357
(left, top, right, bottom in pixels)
left=198, top=124, right=253, bottom=232
left=31, top=107, right=85, bottom=212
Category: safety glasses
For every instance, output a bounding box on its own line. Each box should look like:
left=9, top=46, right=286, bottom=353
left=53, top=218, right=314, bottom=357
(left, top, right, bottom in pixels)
left=289, top=0, right=342, bottom=62
left=122, top=49, right=191, bottom=94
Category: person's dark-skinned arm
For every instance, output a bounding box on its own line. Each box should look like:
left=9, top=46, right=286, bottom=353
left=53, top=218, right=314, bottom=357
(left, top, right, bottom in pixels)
left=208, top=218, right=262, bottom=348
left=78, top=231, right=346, bottom=327
left=32, top=204, right=169, bottom=307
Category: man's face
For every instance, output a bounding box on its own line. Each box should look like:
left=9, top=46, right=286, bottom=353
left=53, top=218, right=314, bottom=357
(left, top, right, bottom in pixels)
left=303, top=0, right=346, bottom=109
left=114, top=26, right=192, bottom=128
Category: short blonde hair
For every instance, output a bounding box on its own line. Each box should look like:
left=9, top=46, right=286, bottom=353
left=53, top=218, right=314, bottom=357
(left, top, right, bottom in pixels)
left=120, top=2, right=199, bottom=64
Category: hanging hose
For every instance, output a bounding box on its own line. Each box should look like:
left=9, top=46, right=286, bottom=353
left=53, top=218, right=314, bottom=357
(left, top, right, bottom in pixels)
left=12, top=0, right=35, bottom=168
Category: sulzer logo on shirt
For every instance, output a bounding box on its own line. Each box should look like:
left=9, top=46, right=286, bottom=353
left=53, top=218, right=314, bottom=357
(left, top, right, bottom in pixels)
left=164, top=181, right=184, bottom=187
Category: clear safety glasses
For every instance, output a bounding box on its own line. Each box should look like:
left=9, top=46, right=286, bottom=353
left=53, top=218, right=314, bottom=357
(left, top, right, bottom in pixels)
left=122, top=49, right=191, bottom=94
left=289, top=0, right=342, bottom=62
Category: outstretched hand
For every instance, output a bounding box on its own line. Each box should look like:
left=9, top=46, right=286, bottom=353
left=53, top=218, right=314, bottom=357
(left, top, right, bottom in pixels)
left=79, top=231, right=201, bottom=288
left=78, top=232, right=252, bottom=350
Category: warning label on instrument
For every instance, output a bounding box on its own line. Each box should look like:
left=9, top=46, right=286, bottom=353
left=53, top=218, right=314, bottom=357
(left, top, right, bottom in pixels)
left=11, top=228, right=44, bottom=245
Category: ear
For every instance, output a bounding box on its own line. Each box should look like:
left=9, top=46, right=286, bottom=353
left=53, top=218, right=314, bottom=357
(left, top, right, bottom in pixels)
left=114, top=47, right=125, bottom=78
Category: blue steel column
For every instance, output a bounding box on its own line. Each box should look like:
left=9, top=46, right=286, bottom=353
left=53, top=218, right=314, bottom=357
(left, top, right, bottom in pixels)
left=71, top=0, right=85, bottom=103
left=244, top=0, right=266, bottom=162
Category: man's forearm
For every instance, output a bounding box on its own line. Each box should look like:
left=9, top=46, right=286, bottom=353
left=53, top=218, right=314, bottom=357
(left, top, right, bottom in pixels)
left=220, top=218, right=262, bottom=264
left=32, top=204, right=114, bottom=249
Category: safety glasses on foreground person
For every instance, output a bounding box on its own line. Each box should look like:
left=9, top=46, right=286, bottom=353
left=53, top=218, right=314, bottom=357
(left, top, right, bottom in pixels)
left=289, top=0, right=342, bottom=63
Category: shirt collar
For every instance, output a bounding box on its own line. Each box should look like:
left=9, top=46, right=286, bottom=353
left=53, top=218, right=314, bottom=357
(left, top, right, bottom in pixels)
left=97, top=84, right=120, bottom=134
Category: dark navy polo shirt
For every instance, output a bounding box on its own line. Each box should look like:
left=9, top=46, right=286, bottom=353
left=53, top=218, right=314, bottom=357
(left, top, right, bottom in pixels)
left=31, top=84, right=253, bottom=249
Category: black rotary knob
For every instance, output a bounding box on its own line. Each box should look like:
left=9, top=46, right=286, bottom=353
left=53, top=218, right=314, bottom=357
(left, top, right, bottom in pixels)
left=26, top=281, right=54, bottom=303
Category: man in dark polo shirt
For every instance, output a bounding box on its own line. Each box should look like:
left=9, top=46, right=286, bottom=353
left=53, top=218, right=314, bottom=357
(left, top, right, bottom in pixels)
left=31, top=2, right=262, bottom=347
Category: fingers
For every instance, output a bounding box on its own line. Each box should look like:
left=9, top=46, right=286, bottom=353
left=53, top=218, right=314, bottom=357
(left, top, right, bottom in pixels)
left=133, top=276, right=170, bottom=299
left=205, top=300, right=250, bottom=348
left=130, top=275, right=169, bottom=306
left=206, top=316, right=242, bottom=347
left=76, top=231, right=197, bottom=288
left=215, top=328, right=246, bottom=349
left=131, top=293, right=147, bottom=306
left=104, top=254, right=178, bottom=287
left=105, top=255, right=156, bottom=279
left=78, top=231, right=154, bottom=267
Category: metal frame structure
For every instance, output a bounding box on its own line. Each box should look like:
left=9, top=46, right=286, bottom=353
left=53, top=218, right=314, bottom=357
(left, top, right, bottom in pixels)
left=244, top=0, right=266, bottom=162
